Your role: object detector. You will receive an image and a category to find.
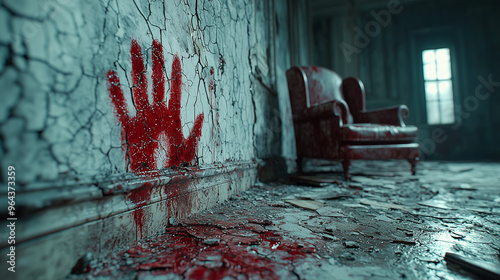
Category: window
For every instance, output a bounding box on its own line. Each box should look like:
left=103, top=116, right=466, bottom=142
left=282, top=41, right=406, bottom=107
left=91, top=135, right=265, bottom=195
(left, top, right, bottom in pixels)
left=422, top=48, right=455, bottom=125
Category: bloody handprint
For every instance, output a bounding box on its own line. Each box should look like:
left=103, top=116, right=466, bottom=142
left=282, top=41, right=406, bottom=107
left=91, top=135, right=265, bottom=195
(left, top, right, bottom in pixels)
left=107, top=39, right=204, bottom=174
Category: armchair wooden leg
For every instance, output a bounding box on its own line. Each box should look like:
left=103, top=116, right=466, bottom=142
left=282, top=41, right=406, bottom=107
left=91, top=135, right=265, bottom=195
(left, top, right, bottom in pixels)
left=408, top=157, right=419, bottom=175
left=296, top=157, right=303, bottom=173
left=342, top=160, right=351, bottom=180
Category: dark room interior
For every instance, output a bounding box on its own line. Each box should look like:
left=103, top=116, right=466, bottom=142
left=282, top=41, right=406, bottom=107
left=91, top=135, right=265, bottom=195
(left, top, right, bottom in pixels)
left=0, top=0, right=499, bottom=279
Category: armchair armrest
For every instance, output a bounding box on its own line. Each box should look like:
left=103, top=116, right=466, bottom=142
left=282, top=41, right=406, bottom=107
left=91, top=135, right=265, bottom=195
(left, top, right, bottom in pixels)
left=294, top=100, right=350, bottom=125
left=356, top=105, right=409, bottom=126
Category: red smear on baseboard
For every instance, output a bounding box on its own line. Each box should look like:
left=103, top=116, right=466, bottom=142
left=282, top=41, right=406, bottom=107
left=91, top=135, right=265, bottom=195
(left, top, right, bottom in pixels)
left=126, top=183, right=153, bottom=239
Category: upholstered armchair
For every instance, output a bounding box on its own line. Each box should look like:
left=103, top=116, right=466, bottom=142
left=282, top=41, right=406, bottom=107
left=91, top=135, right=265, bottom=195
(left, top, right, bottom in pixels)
left=286, top=66, right=420, bottom=179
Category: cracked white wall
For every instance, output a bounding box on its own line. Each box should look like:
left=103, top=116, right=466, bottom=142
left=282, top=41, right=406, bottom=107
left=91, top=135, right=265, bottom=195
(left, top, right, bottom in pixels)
left=0, top=0, right=291, bottom=184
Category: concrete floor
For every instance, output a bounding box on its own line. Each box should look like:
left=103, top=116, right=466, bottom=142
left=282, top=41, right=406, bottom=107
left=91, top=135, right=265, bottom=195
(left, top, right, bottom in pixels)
left=68, top=161, right=500, bottom=280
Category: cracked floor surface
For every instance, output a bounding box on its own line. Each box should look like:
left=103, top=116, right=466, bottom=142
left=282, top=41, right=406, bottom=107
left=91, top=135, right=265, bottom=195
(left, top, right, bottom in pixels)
left=67, top=161, right=500, bottom=280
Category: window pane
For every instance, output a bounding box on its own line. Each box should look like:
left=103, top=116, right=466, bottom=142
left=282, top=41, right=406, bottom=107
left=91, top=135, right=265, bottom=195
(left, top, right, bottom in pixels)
left=436, top=48, right=450, bottom=63
left=438, top=80, right=453, bottom=101
left=440, top=100, right=455, bottom=124
left=425, top=81, right=438, bottom=101
left=426, top=101, right=440, bottom=124
left=422, top=48, right=456, bottom=125
left=437, top=60, right=452, bottom=80
left=423, top=63, right=437, bottom=80
left=422, top=50, right=435, bottom=64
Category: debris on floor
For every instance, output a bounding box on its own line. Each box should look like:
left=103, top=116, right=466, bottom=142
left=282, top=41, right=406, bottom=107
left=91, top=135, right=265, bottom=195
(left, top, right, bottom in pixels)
left=284, top=199, right=324, bottom=210
left=290, top=174, right=341, bottom=187
left=67, top=161, right=500, bottom=280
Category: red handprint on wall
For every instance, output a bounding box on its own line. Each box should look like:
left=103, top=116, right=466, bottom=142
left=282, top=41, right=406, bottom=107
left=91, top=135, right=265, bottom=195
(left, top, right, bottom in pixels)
left=107, top=39, right=204, bottom=174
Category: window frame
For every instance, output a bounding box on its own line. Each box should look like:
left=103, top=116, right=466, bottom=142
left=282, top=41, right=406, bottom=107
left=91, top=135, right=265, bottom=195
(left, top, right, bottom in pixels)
left=421, top=48, right=456, bottom=125
left=410, top=27, right=464, bottom=127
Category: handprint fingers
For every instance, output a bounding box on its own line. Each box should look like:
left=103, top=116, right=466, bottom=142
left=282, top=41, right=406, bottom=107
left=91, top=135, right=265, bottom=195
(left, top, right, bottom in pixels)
left=107, top=70, right=131, bottom=125
left=168, top=55, right=182, bottom=117
left=151, top=40, right=166, bottom=104
left=185, top=114, right=205, bottom=161
left=130, top=40, right=149, bottom=110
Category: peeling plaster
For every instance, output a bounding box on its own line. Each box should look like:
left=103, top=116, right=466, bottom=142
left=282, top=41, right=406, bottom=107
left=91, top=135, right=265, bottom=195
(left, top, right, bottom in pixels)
left=0, top=0, right=278, bottom=185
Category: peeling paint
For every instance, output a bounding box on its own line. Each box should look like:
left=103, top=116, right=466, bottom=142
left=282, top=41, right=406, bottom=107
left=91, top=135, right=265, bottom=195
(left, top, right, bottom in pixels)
left=0, top=0, right=276, bottom=184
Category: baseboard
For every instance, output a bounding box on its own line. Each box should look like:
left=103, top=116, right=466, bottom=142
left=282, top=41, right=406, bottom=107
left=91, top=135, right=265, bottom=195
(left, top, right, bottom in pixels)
left=0, top=161, right=257, bottom=280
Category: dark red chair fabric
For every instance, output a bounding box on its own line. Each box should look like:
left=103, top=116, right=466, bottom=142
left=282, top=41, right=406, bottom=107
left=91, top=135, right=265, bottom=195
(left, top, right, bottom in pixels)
left=286, top=66, right=420, bottom=179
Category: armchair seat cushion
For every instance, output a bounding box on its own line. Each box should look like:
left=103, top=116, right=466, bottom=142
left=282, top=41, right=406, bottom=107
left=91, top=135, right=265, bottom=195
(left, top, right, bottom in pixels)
left=340, top=124, right=418, bottom=143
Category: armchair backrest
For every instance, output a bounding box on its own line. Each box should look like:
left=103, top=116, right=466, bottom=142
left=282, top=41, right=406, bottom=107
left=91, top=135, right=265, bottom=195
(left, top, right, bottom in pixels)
left=341, top=77, right=366, bottom=116
left=286, top=66, right=348, bottom=117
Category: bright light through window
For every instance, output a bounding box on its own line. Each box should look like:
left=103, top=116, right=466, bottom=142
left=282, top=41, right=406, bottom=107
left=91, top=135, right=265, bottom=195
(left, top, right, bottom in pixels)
left=422, top=48, right=455, bottom=125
